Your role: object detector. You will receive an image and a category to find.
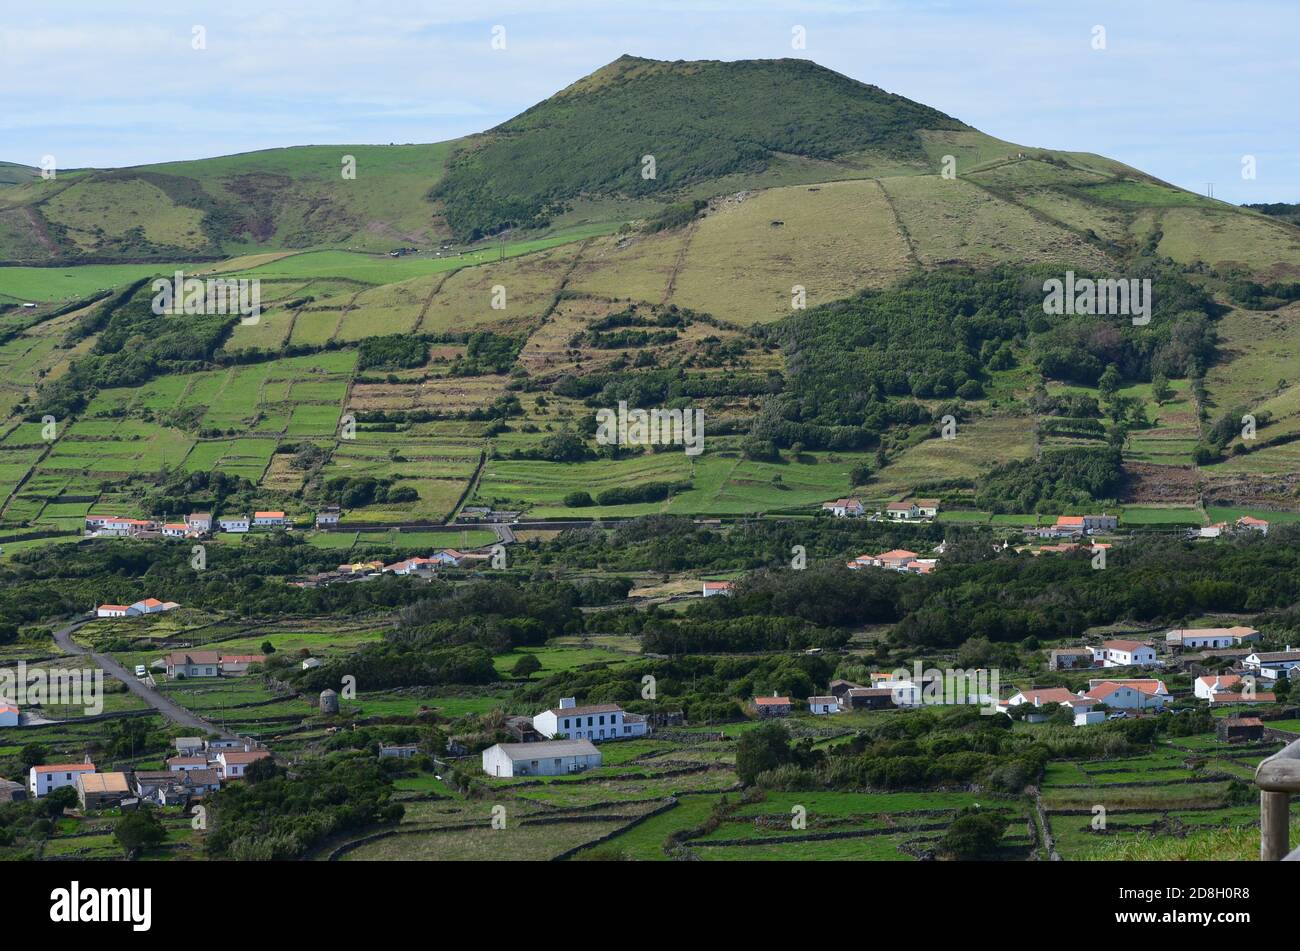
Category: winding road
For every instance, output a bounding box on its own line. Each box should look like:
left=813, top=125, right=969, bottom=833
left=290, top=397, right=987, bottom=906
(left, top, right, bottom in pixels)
left=51, top=617, right=231, bottom=737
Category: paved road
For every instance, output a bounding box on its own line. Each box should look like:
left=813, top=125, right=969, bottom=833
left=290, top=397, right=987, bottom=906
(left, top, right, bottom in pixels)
left=52, top=617, right=230, bottom=737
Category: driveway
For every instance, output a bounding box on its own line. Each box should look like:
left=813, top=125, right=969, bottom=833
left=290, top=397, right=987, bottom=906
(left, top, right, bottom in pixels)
left=52, top=617, right=231, bottom=737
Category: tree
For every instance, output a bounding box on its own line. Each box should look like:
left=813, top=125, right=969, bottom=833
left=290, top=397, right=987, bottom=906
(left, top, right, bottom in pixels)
left=735, top=722, right=796, bottom=785
left=19, top=743, right=47, bottom=769
left=937, top=807, right=1009, bottom=859
left=1151, top=372, right=1172, bottom=404
left=511, top=654, right=542, bottom=680
left=261, top=640, right=276, bottom=654
left=1098, top=364, right=1121, bottom=400
left=115, top=808, right=166, bottom=858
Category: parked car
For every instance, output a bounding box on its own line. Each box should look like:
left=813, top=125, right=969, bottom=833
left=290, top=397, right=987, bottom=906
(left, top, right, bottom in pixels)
left=134, top=665, right=147, bottom=677
left=1107, top=712, right=1127, bottom=720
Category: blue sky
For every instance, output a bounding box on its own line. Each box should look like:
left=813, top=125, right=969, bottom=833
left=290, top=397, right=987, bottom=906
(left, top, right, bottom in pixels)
left=3, top=0, right=1296, bottom=203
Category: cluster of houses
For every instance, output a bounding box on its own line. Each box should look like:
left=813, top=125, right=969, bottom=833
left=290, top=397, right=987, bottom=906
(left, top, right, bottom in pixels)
left=821, top=498, right=940, bottom=520
left=480, top=696, right=649, bottom=777
left=95, top=597, right=180, bottom=618
left=1190, top=515, right=1270, bottom=539
left=85, top=511, right=290, bottom=539
left=292, top=548, right=482, bottom=588
left=846, top=549, right=937, bottom=575
left=25, top=738, right=269, bottom=809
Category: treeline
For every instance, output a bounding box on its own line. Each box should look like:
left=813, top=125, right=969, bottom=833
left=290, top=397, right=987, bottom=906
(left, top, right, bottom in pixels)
left=973, top=447, right=1124, bottom=513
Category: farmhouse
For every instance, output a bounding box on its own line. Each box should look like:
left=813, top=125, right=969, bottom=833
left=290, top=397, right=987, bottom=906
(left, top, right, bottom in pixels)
left=849, top=549, right=919, bottom=571
left=808, top=696, right=841, bottom=715
left=1167, top=626, right=1261, bottom=650
left=702, top=580, right=734, bottom=597
left=29, top=762, right=95, bottom=798
left=174, top=737, right=204, bottom=756
left=128, top=598, right=177, bottom=616
left=429, top=549, right=467, bottom=567
left=844, top=687, right=897, bottom=709
left=1244, top=649, right=1300, bottom=681
left=185, top=512, right=212, bottom=533
left=86, top=516, right=155, bottom=537
left=1094, top=639, right=1159, bottom=668
left=95, top=604, right=128, bottom=618
left=754, top=694, right=792, bottom=718
left=315, top=506, right=342, bottom=527
left=161, top=523, right=188, bottom=538
left=822, top=498, right=865, bottom=517
left=885, top=501, right=919, bottom=520
left=385, top=557, right=439, bottom=576
left=218, top=516, right=250, bottom=533
left=76, top=771, right=131, bottom=811
left=1040, top=516, right=1085, bottom=538
left=132, top=771, right=189, bottom=806
left=379, top=744, right=418, bottom=759
left=1082, top=513, right=1118, bottom=532
left=1084, top=679, right=1170, bottom=711
left=1236, top=515, right=1269, bottom=535
left=219, top=654, right=265, bottom=675
left=253, top=511, right=289, bottom=528
left=913, top=498, right=941, bottom=518
left=532, top=697, right=648, bottom=741
left=481, top=739, right=601, bottom=777
left=162, top=651, right=220, bottom=679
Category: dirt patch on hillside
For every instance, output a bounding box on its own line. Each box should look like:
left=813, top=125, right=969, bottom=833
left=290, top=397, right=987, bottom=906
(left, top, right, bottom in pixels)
left=1122, top=463, right=1200, bottom=503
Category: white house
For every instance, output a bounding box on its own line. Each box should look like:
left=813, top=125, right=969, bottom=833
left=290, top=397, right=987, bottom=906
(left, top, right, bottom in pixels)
left=163, top=651, right=221, bottom=679
left=386, top=557, right=438, bottom=576
left=999, top=687, right=1098, bottom=719
left=913, top=498, right=941, bottom=518
left=166, top=756, right=209, bottom=772
left=1093, top=639, right=1159, bottom=667
left=429, top=549, right=466, bottom=567
left=821, top=498, right=864, bottom=518
left=218, top=516, right=250, bottom=533
left=885, top=501, right=919, bottom=520
left=1244, top=649, right=1300, bottom=681
left=0, top=703, right=18, bottom=727
left=1167, top=626, right=1261, bottom=650
left=1237, top=516, right=1269, bottom=536
left=95, top=604, right=128, bottom=618
left=532, top=698, right=647, bottom=742
left=185, top=512, right=212, bottom=533
left=702, top=581, right=734, bottom=597
left=29, top=763, right=95, bottom=797
left=482, top=739, right=602, bottom=777
left=808, top=696, right=841, bottom=715
left=217, top=750, right=270, bottom=779
left=128, top=598, right=174, bottom=616
left=1084, top=679, right=1169, bottom=711
left=315, top=506, right=342, bottom=527
left=253, top=511, right=289, bottom=528
left=1195, top=674, right=1243, bottom=700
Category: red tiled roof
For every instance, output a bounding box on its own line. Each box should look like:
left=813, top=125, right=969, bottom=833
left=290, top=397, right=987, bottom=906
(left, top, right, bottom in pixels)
left=33, top=763, right=94, bottom=774
left=754, top=696, right=792, bottom=706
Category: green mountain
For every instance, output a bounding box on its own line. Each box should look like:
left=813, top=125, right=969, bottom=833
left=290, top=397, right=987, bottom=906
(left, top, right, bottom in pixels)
left=431, top=54, right=969, bottom=238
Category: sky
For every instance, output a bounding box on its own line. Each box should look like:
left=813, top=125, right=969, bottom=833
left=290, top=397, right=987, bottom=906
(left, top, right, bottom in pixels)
left=2, top=0, right=1297, bottom=204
